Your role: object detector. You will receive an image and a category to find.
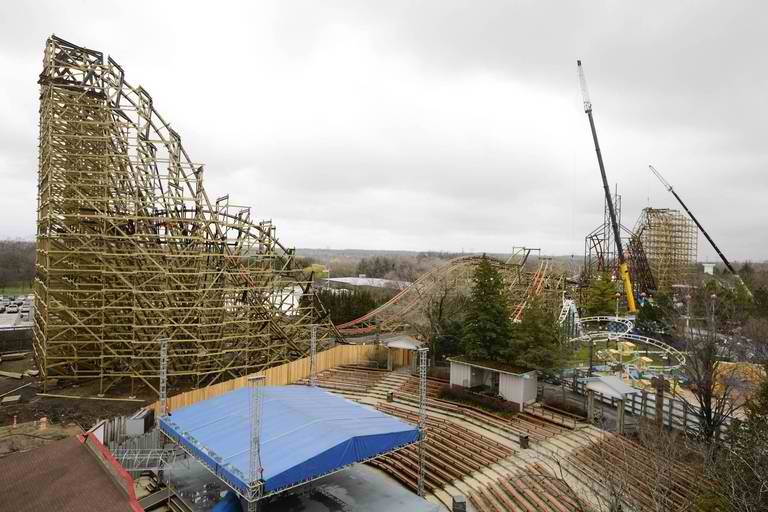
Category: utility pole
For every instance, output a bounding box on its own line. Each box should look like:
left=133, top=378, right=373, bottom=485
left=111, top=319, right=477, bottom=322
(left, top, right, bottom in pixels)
left=577, top=60, right=637, bottom=313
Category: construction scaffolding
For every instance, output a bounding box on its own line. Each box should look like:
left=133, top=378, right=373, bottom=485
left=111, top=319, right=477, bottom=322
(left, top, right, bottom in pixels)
left=33, top=36, right=338, bottom=396
left=583, top=188, right=656, bottom=296
left=633, top=208, right=697, bottom=293
left=583, top=187, right=625, bottom=283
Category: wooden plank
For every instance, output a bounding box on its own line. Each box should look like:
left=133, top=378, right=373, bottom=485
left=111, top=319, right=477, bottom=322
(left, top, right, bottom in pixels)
left=38, top=393, right=145, bottom=402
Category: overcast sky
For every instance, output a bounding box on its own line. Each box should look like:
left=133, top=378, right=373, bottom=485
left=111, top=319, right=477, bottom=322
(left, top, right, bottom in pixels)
left=1, top=1, right=766, bottom=260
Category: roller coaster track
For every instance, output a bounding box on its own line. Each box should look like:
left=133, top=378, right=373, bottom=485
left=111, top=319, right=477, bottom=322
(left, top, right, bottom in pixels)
left=564, top=314, right=686, bottom=370
left=336, top=255, right=562, bottom=336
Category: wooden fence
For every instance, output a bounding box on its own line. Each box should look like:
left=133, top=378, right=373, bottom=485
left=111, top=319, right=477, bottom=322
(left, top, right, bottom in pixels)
left=567, top=380, right=734, bottom=437
left=149, top=344, right=409, bottom=415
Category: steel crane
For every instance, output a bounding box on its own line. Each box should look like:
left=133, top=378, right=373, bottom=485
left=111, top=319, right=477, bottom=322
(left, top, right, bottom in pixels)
left=577, top=60, right=637, bottom=313
left=649, top=164, right=752, bottom=298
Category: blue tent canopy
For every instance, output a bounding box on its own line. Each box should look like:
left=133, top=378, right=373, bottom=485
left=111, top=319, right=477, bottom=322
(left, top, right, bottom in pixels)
left=159, top=385, right=419, bottom=494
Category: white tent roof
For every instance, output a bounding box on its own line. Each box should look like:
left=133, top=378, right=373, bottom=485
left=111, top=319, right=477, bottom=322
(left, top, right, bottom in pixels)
left=582, top=375, right=640, bottom=399
left=384, top=335, right=422, bottom=351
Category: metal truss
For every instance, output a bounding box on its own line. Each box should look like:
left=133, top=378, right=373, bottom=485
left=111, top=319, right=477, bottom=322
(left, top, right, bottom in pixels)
left=112, top=447, right=185, bottom=472
left=33, top=36, right=340, bottom=396
left=416, top=347, right=428, bottom=497
left=582, top=187, right=657, bottom=297
left=336, top=254, right=565, bottom=336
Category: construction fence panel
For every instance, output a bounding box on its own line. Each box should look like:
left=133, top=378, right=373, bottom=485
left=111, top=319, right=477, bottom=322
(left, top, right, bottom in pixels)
left=149, top=344, right=402, bottom=415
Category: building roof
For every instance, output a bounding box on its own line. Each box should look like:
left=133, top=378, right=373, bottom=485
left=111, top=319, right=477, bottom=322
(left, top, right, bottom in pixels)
left=159, top=385, right=419, bottom=495
left=448, top=357, right=536, bottom=377
left=384, top=335, right=423, bottom=351
left=581, top=375, right=641, bottom=398
left=0, top=434, right=141, bottom=512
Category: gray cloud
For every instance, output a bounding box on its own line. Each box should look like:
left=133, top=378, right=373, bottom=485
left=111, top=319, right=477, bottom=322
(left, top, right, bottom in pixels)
left=0, top=1, right=766, bottom=260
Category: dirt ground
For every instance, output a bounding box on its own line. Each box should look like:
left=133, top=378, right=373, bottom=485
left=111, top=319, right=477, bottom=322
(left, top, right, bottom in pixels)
left=0, top=420, right=83, bottom=457
left=0, top=353, right=153, bottom=430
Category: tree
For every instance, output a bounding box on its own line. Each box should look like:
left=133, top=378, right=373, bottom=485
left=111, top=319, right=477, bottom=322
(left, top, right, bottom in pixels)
left=461, top=255, right=513, bottom=361
left=635, top=295, right=672, bottom=336
left=411, top=275, right=467, bottom=362
left=508, top=298, right=562, bottom=372
left=584, top=273, right=618, bottom=316
left=710, top=365, right=768, bottom=511
left=683, top=325, right=740, bottom=447
left=315, top=287, right=394, bottom=324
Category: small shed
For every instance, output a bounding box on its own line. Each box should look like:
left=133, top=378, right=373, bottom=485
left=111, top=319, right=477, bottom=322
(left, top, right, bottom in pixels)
left=448, top=358, right=537, bottom=410
left=580, top=375, right=641, bottom=434
left=383, top=335, right=421, bottom=370
left=581, top=375, right=640, bottom=399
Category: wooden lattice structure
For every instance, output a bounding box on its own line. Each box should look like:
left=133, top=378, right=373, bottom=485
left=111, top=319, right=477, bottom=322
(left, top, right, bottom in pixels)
left=335, top=254, right=565, bottom=336
left=33, top=36, right=338, bottom=396
left=634, top=207, right=698, bottom=293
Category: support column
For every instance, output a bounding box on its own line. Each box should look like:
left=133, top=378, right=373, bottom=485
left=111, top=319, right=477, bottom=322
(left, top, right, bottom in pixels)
left=587, top=389, right=595, bottom=425
left=655, top=376, right=665, bottom=430
left=248, top=375, right=265, bottom=511
left=309, top=325, right=317, bottom=387
left=617, top=398, right=625, bottom=434
left=417, top=347, right=429, bottom=497
left=159, top=337, right=169, bottom=417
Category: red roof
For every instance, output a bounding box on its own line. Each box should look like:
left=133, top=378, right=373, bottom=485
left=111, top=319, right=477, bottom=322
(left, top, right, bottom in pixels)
left=0, top=433, right=142, bottom=512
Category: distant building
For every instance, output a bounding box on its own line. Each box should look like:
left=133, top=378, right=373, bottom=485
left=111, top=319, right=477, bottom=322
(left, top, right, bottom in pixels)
left=448, top=357, right=537, bottom=411
left=321, top=276, right=411, bottom=290
left=703, top=262, right=716, bottom=275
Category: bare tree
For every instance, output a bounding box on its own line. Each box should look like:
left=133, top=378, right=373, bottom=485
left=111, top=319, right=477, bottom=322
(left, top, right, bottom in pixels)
left=410, top=273, right=466, bottom=363
left=684, top=328, right=741, bottom=449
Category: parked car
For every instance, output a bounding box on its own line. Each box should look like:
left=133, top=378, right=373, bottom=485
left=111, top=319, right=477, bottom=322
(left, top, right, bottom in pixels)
left=0, top=306, right=5, bottom=314
left=20, top=306, right=30, bottom=313
left=6, top=306, right=19, bottom=314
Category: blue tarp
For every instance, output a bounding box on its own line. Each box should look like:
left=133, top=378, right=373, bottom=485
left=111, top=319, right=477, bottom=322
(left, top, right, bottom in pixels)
left=159, top=385, right=419, bottom=494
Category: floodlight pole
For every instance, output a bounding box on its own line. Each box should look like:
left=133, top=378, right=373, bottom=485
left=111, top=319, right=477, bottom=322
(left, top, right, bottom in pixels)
left=309, top=325, right=317, bottom=387
left=417, top=347, right=429, bottom=497
left=159, top=337, right=169, bottom=417
left=248, top=375, right=265, bottom=510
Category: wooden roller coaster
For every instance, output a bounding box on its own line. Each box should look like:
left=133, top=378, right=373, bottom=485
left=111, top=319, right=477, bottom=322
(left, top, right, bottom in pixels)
left=336, top=253, right=565, bottom=336
left=34, top=36, right=339, bottom=396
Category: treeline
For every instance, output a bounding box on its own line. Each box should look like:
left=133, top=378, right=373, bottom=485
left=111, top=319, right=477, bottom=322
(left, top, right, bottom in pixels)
left=355, top=254, right=446, bottom=282
left=316, top=287, right=396, bottom=325
left=0, top=241, right=35, bottom=290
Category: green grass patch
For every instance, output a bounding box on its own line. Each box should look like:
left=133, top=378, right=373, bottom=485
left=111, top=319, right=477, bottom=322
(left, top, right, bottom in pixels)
left=0, top=283, right=33, bottom=297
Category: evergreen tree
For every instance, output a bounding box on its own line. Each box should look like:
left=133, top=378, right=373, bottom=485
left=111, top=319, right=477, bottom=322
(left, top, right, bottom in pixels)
left=584, top=273, right=619, bottom=316
left=508, top=298, right=562, bottom=372
left=461, top=255, right=514, bottom=361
